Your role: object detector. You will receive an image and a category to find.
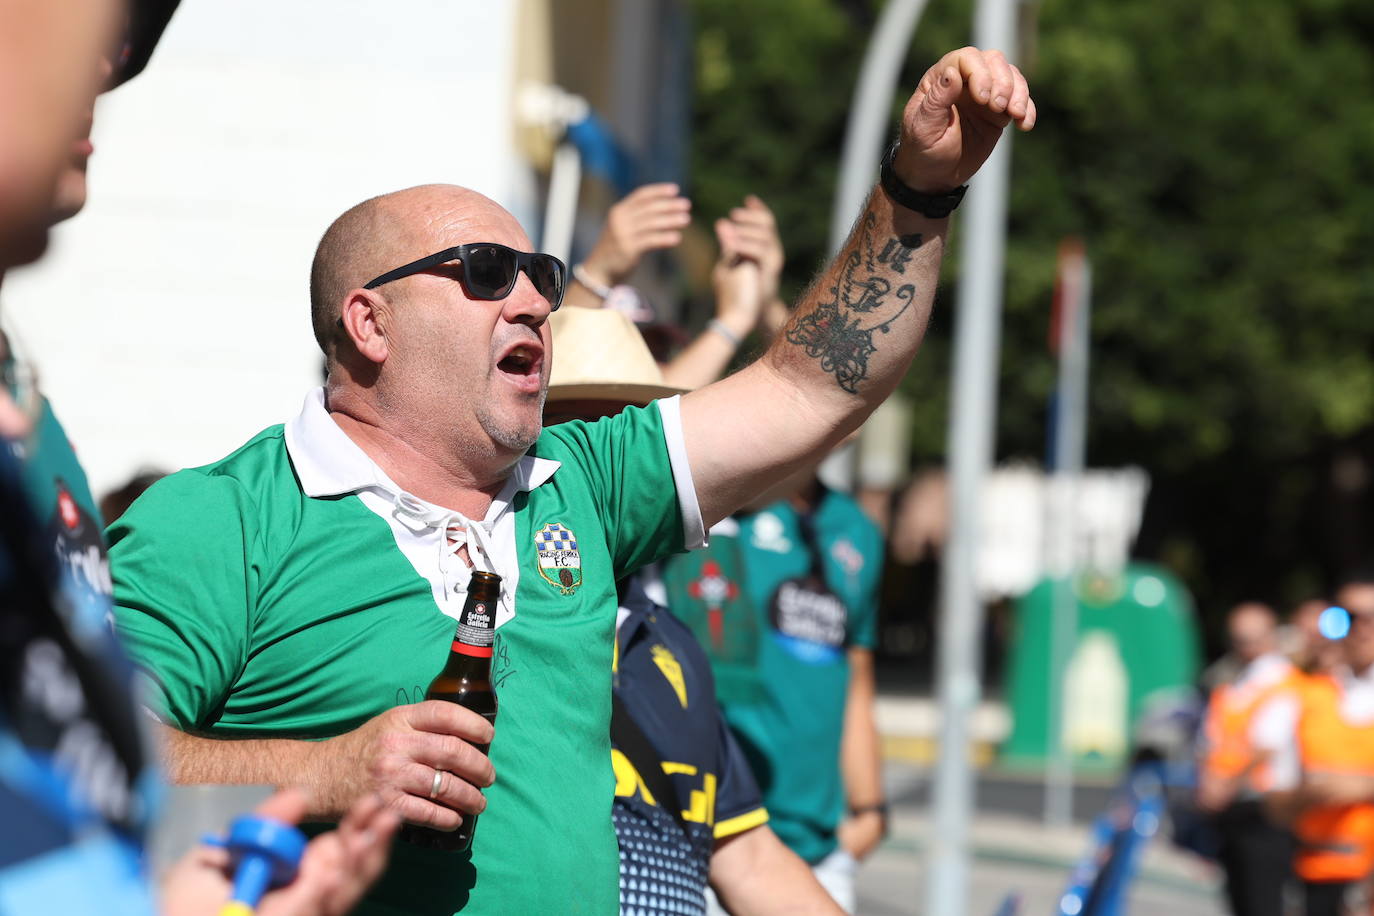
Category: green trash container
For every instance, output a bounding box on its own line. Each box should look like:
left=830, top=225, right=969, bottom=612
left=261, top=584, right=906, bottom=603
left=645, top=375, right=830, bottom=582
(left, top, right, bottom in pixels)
left=1001, top=562, right=1201, bottom=770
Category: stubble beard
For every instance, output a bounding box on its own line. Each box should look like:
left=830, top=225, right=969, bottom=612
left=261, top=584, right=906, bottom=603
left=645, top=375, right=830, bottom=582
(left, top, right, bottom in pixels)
left=476, top=385, right=548, bottom=454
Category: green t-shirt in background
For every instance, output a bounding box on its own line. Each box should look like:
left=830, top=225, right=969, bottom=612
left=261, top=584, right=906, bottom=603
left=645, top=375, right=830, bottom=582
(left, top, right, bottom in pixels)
left=110, top=393, right=698, bottom=916
left=727, top=488, right=882, bottom=865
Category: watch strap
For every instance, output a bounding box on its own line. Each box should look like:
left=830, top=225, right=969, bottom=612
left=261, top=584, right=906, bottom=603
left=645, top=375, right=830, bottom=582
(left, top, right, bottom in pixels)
left=879, top=142, right=967, bottom=219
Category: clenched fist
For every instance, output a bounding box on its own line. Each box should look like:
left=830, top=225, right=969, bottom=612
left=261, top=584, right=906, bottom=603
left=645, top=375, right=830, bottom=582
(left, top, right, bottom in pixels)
left=893, top=46, right=1036, bottom=195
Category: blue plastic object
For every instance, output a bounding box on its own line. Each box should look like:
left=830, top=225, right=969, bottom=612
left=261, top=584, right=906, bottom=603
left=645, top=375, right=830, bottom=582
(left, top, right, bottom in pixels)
left=1058, top=762, right=1165, bottom=916
left=990, top=891, right=1020, bottom=915
left=565, top=113, right=637, bottom=195
left=1320, top=605, right=1352, bottom=640
left=203, top=814, right=307, bottom=913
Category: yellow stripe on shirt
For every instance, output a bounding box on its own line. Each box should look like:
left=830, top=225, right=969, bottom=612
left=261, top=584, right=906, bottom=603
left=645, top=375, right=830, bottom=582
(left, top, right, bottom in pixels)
left=713, top=806, right=769, bottom=839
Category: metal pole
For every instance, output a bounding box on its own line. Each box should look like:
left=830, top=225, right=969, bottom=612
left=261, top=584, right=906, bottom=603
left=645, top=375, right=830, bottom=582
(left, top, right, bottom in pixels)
left=541, top=141, right=582, bottom=265
left=1044, top=243, right=1092, bottom=827
left=517, top=84, right=589, bottom=262
left=827, top=0, right=933, bottom=256
left=925, top=1, right=1019, bottom=912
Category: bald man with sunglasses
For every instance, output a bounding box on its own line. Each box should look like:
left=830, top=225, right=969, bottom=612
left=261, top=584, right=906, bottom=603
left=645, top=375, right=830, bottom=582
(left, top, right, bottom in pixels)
left=109, top=46, right=1035, bottom=916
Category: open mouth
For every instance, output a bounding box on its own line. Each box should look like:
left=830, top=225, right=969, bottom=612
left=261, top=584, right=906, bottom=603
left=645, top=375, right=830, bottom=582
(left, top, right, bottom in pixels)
left=496, top=341, right=544, bottom=391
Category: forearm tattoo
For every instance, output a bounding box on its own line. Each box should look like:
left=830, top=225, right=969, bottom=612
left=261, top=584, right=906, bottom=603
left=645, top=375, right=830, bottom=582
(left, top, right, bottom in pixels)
left=785, top=214, right=924, bottom=393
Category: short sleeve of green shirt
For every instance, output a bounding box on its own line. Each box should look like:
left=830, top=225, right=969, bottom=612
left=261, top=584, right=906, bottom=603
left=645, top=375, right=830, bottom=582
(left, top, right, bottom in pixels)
left=539, top=396, right=705, bottom=575
left=108, top=469, right=263, bottom=729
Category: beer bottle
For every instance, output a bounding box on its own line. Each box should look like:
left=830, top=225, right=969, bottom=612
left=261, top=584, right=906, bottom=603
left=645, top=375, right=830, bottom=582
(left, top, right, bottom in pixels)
left=402, top=570, right=501, bottom=852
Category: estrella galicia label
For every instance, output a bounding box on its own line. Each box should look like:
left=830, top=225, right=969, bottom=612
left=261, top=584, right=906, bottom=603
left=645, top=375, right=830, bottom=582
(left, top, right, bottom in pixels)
left=452, top=599, right=496, bottom=655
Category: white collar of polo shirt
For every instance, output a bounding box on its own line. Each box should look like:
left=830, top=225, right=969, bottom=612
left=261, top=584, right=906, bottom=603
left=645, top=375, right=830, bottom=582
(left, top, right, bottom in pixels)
left=284, top=387, right=559, bottom=628
left=1326, top=662, right=1374, bottom=725
left=1234, top=652, right=1292, bottom=691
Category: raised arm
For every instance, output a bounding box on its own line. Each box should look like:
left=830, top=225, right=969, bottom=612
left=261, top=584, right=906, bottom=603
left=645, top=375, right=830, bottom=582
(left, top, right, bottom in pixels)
left=659, top=254, right=762, bottom=390
left=681, top=47, right=1034, bottom=526
left=661, top=197, right=785, bottom=390
left=564, top=183, right=692, bottom=309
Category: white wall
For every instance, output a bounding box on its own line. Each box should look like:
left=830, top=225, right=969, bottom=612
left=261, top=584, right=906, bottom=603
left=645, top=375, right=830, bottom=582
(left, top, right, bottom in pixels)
left=4, top=0, right=535, bottom=498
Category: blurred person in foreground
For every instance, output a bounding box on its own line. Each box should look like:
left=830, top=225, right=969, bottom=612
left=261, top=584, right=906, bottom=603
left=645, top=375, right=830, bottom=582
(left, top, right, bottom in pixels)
left=0, top=1, right=119, bottom=268
left=1266, top=577, right=1374, bottom=916
left=1197, top=602, right=1301, bottom=916
left=106, top=47, right=1033, bottom=914
left=0, top=2, right=398, bottom=913
left=544, top=306, right=841, bottom=915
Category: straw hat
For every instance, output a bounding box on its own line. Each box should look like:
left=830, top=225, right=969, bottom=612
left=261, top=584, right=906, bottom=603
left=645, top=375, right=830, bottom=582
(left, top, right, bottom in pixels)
left=546, top=307, right=688, bottom=405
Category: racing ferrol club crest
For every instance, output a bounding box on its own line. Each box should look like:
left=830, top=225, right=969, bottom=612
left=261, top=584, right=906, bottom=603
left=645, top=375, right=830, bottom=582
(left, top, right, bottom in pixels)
left=535, top=522, right=582, bottom=595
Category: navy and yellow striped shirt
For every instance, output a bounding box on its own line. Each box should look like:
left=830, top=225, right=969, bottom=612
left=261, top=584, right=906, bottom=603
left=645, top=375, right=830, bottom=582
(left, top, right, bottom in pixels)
left=612, top=576, right=767, bottom=915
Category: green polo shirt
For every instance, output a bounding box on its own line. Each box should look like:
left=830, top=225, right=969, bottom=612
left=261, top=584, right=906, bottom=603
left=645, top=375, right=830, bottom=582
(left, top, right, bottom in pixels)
left=109, top=390, right=703, bottom=916
left=729, top=490, right=881, bottom=864
left=665, top=487, right=880, bottom=865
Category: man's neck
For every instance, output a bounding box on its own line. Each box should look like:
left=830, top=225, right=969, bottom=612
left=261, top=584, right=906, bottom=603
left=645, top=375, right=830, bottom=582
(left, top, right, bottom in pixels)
left=328, top=402, right=518, bottom=520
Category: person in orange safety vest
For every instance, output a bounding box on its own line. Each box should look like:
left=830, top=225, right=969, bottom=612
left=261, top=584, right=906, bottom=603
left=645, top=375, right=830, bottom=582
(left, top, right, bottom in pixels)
left=1199, top=602, right=1303, bottom=916
left=1267, top=579, right=1374, bottom=916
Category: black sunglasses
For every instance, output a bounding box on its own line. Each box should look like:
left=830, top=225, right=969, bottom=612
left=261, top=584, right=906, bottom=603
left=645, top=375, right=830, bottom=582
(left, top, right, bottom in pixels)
left=362, top=242, right=566, bottom=310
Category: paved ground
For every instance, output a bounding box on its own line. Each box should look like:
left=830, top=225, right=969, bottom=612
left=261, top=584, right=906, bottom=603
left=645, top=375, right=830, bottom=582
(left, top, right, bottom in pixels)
left=860, top=841, right=1222, bottom=916
left=853, top=737, right=1226, bottom=915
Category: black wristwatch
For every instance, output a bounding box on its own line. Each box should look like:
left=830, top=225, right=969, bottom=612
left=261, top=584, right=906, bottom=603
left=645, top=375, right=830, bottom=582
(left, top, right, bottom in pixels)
left=849, top=801, right=891, bottom=838
left=880, top=142, right=967, bottom=219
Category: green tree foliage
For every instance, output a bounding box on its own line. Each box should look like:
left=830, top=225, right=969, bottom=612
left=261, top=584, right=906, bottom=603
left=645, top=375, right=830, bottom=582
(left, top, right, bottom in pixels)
left=689, top=0, right=1374, bottom=628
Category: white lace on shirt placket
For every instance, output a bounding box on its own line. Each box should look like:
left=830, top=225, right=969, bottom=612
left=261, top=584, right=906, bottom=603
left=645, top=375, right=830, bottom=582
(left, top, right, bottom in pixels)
left=390, top=492, right=512, bottom=619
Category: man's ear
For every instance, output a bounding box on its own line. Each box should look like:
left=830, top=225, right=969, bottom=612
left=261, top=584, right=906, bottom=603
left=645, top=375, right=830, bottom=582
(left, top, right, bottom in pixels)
left=339, top=289, right=389, bottom=365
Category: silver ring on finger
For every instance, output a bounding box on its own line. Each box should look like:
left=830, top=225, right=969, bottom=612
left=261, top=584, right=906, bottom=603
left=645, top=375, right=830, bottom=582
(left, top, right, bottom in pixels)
left=430, top=768, right=445, bottom=800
